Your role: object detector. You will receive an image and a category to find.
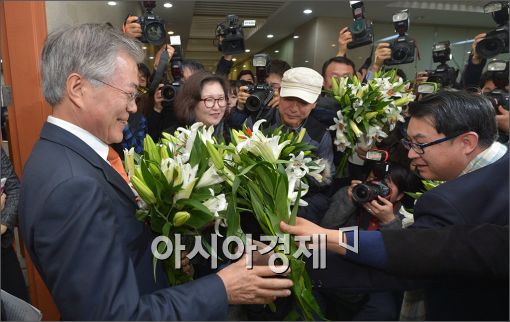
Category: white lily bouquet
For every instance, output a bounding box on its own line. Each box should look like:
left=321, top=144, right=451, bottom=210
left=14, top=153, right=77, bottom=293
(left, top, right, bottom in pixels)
left=221, top=120, right=328, bottom=320
left=124, top=123, right=230, bottom=285
left=327, top=69, right=416, bottom=176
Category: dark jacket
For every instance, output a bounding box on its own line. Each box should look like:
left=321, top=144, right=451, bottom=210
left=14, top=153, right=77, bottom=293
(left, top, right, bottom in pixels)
left=0, top=148, right=20, bottom=248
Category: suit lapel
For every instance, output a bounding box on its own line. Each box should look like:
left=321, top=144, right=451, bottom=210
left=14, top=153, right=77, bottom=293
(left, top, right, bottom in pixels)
left=40, top=123, right=137, bottom=206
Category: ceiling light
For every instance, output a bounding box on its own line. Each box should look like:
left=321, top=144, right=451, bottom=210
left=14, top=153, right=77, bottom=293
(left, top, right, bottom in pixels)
left=163, top=2, right=173, bottom=8
left=243, top=65, right=247, bottom=68
left=293, top=35, right=299, bottom=39
left=107, top=1, right=116, bottom=5
left=274, top=50, right=280, bottom=53
left=142, top=46, right=147, bottom=50
left=149, top=56, right=154, bottom=60
left=232, top=58, right=237, bottom=62
left=167, top=31, right=174, bottom=35
left=303, top=9, right=312, bottom=14
left=245, top=49, right=251, bottom=53
left=267, top=34, right=274, bottom=38
left=331, top=44, right=336, bottom=47
left=305, top=60, right=309, bottom=63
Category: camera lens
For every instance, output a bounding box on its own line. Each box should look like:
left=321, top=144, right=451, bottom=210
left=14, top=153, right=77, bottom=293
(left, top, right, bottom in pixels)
left=392, top=46, right=409, bottom=62
left=161, top=85, right=177, bottom=101
left=351, top=20, right=366, bottom=35
left=352, top=184, right=371, bottom=203
left=477, top=38, right=504, bottom=59
left=145, top=22, right=165, bottom=45
left=246, top=94, right=263, bottom=112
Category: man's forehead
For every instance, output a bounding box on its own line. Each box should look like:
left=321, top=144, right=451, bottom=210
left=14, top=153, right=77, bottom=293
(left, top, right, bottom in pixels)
left=407, top=116, right=437, bottom=138
left=326, top=62, right=354, bottom=76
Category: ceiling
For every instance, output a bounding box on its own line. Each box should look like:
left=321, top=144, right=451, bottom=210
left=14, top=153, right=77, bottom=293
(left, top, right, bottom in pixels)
left=140, top=0, right=495, bottom=71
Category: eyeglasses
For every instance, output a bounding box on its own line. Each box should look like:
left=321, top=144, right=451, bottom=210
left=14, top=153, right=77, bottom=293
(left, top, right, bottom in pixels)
left=200, top=97, right=227, bottom=109
left=401, top=133, right=463, bottom=155
left=91, top=78, right=139, bottom=103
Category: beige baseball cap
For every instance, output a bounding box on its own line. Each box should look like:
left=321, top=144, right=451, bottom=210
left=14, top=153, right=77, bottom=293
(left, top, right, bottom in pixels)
left=280, top=67, right=324, bottom=103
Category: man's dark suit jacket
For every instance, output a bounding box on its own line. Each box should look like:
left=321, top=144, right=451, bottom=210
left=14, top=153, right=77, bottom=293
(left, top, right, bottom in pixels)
left=19, top=123, right=228, bottom=320
left=310, top=151, right=509, bottom=321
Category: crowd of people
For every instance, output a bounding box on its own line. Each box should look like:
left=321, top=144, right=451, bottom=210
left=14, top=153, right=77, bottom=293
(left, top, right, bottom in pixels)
left=1, top=13, right=508, bottom=321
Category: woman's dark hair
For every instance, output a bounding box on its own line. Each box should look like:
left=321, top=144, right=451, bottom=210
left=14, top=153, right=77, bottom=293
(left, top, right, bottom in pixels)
left=408, top=91, right=497, bottom=148
left=137, top=63, right=151, bottom=81
left=237, top=70, right=255, bottom=82
left=174, top=71, right=228, bottom=125
left=386, top=162, right=424, bottom=209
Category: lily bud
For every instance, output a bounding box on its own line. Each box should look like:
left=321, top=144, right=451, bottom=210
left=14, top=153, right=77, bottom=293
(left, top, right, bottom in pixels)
left=296, top=128, right=306, bottom=143
left=349, top=120, right=363, bottom=138
left=206, top=141, right=224, bottom=170
left=173, top=211, right=191, bottom=227
left=131, top=175, right=157, bottom=204
left=123, top=147, right=135, bottom=178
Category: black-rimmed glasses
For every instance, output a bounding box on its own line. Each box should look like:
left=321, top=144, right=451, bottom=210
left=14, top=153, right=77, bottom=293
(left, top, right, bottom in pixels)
left=401, top=133, right=463, bottom=155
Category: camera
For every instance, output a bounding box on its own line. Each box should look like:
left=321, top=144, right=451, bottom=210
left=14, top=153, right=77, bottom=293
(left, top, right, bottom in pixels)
left=352, top=150, right=392, bottom=204
left=416, top=81, right=438, bottom=95
left=486, top=88, right=509, bottom=111
left=215, top=15, right=256, bottom=55
left=427, top=41, right=459, bottom=88
left=385, top=10, right=416, bottom=66
left=137, top=1, right=166, bottom=46
left=245, top=54, right=275, bottom=112
left=161, top=36, right=183, bottom=102
left=347, top=1, right=374, bottom=49
left=476, top=1, right=509, bottom=59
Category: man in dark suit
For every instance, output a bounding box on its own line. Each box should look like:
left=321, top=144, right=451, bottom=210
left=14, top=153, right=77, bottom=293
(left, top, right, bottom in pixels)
left=281, top=91, right=509, bottom=320
left=18, top=23, right=292, bottom=320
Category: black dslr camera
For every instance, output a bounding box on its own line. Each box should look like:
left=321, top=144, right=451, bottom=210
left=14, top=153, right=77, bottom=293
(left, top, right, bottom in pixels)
left=385, top=10, right=416, bottom=66
left=484, top=60, right=509, bottom=112
left=215, top=15, right=256, bottom=55
left=245, top=54, right=275, bottom=112
left=137, top=1, right=166, bottom=46
left=347, top=1, right=374, bottom=49
left=427, top=41, right=459, bottom=88
left=160, top=36, right=183, bottom=102
left=476, top=1, right=509, bottom=59
left=352, top=150, right=391, bottom=204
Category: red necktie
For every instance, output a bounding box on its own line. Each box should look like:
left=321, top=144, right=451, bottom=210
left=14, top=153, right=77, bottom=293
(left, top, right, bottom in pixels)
left=107, top=147, right=130, bottom=184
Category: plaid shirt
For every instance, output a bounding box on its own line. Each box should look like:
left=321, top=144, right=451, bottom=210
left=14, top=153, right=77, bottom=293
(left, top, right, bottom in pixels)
left=459, top=141, right=508, bottom=177
left=120, top=113, right=147, bottom=155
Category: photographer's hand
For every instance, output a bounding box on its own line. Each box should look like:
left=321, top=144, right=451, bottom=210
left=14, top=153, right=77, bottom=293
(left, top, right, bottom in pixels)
left=471, top=33, right=487, bottom=65
left=267, top=90, right=280, bottom=109
left=237, top=86, right=250, bottom=110
left=337, top=26, right=353, bottom=57
left=123, top=16, right=142, bottom=39
left=496, top=105, right=509, bottom=133
left=153, top=84, right=164, bottom=113
left=364, top=196, right=396, bottom=224
left=371, top=42, right=391, bottom=72
left=154, top=45, right=175, bottom=70
left=347, top=180, right=363, bottom=204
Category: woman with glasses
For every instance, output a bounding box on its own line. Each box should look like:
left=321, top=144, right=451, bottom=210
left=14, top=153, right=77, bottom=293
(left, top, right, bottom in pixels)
left=172, top=71, right=230, bottom=142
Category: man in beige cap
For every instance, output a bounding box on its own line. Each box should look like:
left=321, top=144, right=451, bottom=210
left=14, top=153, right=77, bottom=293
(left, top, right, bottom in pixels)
left=245, top=67, right=334, bottom=223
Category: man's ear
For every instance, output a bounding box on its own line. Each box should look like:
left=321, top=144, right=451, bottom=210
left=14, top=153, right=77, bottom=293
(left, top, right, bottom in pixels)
left=311, top=102, right=317, bottom=110
left=459, top=131, right=479, bottom=155
left=66, top=73, right=86, bottom=108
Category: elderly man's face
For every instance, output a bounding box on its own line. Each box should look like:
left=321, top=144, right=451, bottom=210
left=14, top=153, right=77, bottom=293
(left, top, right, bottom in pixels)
left=82, top=52, right=138, bottom=144
left=278, top=96, right=315, bottom=128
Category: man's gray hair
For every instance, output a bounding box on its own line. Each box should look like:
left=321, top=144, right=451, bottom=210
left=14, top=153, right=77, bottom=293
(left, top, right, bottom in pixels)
left=41, top=23, right=145, bottom=106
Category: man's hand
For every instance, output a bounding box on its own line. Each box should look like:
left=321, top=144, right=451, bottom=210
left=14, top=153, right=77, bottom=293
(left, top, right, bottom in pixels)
left=371, top=42, right=392, bottom=72
left=355, top=145, right=369, bottom=160
left=0, top=193, right=5, bottom=211
left=496, top=105, right=509, bottom=133
left=236, top=86, right=250, bottom=110
left=337, top=26, right=353, bottom=57
left=415, top=71, right=429, bottom=84
left=123, top=16, right=142, bottom=39
left=0, top=224, right=7, bottom=235
left=280, top=218, right=346, bottom=255
left=363, top=196, right=396, bottom=224
left=267, top=90, right=280, bottom=108
left=216, top=255, right=293, bottom=304
left=154, top=45, right=175, bottom=70
left=471, top=33, right=487, bottom=65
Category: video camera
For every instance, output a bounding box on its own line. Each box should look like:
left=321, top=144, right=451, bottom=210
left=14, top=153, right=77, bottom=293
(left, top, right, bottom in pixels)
left=426, top=41, right=459, bottom=88
left=347, top=1, right=374, bottom=49
left=137, top=1, right=166, bottom=46
left=352, top=150, right=392, bottom=204
left=215, top=15, right=256, bottom=55
left=476, top=1, right=509, bottom=59
left=385, top=9, right=416, bottom=66
left=160, top=36, right=183, bottom=102
left=245, top=54, right=275, bottom=112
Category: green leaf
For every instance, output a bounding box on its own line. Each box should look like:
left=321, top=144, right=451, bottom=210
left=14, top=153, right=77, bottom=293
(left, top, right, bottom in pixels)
left=176, top=198, right=212, bottom=216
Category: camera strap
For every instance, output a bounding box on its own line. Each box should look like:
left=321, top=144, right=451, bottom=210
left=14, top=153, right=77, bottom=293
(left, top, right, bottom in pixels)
left=149, top=47, right=169, bottom=94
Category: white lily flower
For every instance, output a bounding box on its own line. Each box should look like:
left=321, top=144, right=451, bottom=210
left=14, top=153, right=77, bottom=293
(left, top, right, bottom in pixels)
left=123, top=147, right=135, bottom=178
left=251, top=136, right=290, bottom=163
left=383, top=105, right=405, bottom=131
left=203, top=193, right=228, bottom=217
left=161, top=157, right=177, bottom=184
left=286, top=151, right=312, bottom=179
left=196, top=165, right=225, bottom=188
left=366, top=125, right=388, bottom=146
left=173, top=163, right=198, bottom=202
left=308, top=158, right=327, bottom=183
left=199, top=125, right=215, bottom=144
left=287, top=175, right=309, bottom=208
